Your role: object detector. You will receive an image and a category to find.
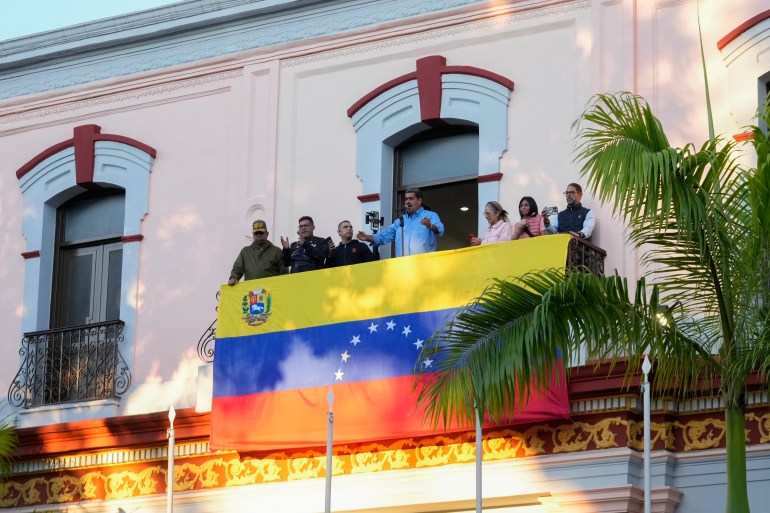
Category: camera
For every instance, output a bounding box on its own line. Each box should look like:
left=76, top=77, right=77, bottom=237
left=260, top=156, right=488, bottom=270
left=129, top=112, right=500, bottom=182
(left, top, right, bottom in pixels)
left=365, top=210, right=384, bottom=233
left=545, top=206, right=558, bottom=216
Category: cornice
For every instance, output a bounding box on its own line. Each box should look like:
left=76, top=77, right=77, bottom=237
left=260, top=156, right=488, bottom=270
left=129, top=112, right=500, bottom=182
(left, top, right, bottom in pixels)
left=5, top=412, right=770, bottom=508
left=0, top=0, right=485, bottom=100
left=0, top=69, right=242, bottom=128
left=282, top=0, right=590, bottom=69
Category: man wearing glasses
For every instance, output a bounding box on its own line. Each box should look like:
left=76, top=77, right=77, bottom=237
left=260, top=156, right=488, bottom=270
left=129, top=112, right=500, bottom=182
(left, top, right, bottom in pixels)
left=280, top=216, right=331, bottom=273
left=542, top=183, right=595, bottom=240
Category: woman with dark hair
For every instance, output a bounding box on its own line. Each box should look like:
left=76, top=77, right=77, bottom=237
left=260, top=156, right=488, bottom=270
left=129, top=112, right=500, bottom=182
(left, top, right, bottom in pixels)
left=513, top=196, right=546, bottom=239
left=470, top=201, right=513, bottom=245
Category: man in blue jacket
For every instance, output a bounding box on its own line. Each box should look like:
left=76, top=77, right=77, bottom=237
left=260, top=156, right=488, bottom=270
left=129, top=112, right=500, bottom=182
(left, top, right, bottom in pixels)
left=356, top=188, right=444, bottom=256
left=543, top=182, right=595, bottom=240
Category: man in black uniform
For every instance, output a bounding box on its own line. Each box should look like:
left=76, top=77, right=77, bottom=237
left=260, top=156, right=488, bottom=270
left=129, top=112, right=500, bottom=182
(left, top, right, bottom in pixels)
left=280, top=216, right=330, bottom=273
left=328, top=220, right=373, bottom=267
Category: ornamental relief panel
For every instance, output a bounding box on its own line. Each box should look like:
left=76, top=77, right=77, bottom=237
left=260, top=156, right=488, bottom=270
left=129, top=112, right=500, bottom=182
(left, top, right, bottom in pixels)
left=2, top=412, right=769, bottom=508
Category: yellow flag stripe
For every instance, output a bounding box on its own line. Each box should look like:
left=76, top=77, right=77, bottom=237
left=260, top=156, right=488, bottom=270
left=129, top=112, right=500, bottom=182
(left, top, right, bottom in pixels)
left=217, top=235, right=571, bottom=338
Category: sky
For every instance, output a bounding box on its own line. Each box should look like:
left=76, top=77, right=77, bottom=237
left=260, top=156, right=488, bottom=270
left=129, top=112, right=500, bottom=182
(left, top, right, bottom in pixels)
left=1, top=0, right=187, bottom=42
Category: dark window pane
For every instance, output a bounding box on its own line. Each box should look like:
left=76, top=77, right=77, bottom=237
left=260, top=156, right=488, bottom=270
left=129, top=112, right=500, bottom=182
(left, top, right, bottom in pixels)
left=401, top=133, right=478, bottom=184
left=63, top=251, right=96, bottom=327
left=64, top=193, right=125, bottom=242
left=105, top=248, right=123, bottom=321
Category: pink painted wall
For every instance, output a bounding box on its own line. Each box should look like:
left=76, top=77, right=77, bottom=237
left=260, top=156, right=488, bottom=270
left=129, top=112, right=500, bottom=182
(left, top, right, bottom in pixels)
left=0, top=0, right=765, bottom=423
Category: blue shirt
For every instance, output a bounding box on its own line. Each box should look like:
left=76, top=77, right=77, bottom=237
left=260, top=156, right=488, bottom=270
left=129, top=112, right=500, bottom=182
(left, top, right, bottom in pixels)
left=373, top=207, right=444, bottom=256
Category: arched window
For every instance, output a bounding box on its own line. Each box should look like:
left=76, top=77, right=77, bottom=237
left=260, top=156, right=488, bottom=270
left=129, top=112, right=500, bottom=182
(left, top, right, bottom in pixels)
left=348, top=55, right=513, bottom=254
left=10, top=125, right=154, bottom=412
left=394, top=127, right=479, bottom=251
left=52, top=190, right=125, bottom=328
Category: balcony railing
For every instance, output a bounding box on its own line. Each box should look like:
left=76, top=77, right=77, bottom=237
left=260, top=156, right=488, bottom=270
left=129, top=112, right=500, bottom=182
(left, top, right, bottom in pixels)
left=8, top=320, right=131, bottom=408
left=567, top=237, right=606, bottom=277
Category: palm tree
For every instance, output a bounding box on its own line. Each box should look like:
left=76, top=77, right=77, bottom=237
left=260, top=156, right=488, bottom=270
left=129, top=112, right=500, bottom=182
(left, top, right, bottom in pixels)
left=416, top=91, right=770, bottom=513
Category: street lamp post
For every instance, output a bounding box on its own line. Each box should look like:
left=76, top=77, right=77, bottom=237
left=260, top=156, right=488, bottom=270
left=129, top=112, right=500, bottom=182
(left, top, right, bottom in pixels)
left=641, top=355, right=652, bottom=513
left=167, top=404, right=176, bottom=513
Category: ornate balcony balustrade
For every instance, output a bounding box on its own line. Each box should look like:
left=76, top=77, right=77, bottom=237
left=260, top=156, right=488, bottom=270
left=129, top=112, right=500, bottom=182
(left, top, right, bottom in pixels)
left=197, top=292, right=219, bottom=364
left=8, top=320, right=131, bottom=408
left=567, top=237, right=606, bottom=277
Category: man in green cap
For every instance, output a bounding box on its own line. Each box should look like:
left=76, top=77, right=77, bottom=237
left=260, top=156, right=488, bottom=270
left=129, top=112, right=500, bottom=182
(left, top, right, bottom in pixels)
left=228, top=219, right=287, bottom=285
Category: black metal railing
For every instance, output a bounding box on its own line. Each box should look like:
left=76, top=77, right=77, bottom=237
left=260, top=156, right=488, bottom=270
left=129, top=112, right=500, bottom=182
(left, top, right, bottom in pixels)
left=567, top=237, right=606, bottom=277
left=197, top=292, right=219, bottom=364
left=8, top=320, right=131, bottom=408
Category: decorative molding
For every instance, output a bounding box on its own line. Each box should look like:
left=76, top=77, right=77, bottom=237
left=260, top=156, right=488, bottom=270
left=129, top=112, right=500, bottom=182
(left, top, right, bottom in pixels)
left=282, top=0, right=590, bottom=69
left=0, top=70, right=242, bottom=127
left=16, top=124, right=156, bottom=186
left=0, top=0, right=483, bottom=100
left=14, top=408, right=209, bottom=458
left=5, top=411, right=770, bottom=508
left=122, top=234, right=145, bottom=243
left=357, top=193, right=380, bottom=203
left=717, top=9, right=770, bottom=51
left=347, top=55, right=513, bottom=119
left=733, top=131, right=754, bottom=142
left=477, top=172, right=503, bottom=183
left=20, top=250, right=40, bottom=260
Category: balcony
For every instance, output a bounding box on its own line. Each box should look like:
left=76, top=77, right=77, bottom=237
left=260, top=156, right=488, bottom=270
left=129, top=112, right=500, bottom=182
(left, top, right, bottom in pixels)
left=196, top=237, right=606, bottom=363
left=8, top=320, right=131, bottom=408
left=567, top=237, right=606, bottom=277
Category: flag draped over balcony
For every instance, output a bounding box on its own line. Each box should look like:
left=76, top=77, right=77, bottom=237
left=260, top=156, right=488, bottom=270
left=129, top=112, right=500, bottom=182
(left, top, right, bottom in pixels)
left=211, top=235, right=572, bottom=451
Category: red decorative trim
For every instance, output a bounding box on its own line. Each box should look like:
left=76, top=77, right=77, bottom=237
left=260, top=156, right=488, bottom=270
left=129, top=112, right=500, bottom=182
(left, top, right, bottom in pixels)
left=416, top=55, right=446, bottom=122
left=733, top=131, right=754, bottom=142
left=347, top=55, right=515, bottom=118
left=15, top=408, right=209, bottom=458
left=477, top=172, right=503, bottom=183
left=73, top=124, right=100, bottom=185
left=94, top=133, right=157, bottom=159
left=346, top=72, right=416, bottom=118
left=718, top=9, right=770, bottom=51
left=21, top=250, right=41, bottom=260
left=16, top=125, right=157, bottom=183
left=16, top=140, right=74, bottom=180
left=122, top=234, right=144, bottom=243
left=444, top=65, right=515, bottom=90
left=357, top=193, right=381, bottom=203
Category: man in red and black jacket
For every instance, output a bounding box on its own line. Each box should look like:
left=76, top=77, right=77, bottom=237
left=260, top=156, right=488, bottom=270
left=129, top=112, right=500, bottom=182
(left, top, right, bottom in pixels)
left=328, top=220, right=373, bottom=267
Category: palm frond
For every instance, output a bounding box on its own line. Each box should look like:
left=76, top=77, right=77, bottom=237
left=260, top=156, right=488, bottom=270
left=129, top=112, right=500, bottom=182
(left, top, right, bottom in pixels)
left=414, top=269, right=719, bottom=429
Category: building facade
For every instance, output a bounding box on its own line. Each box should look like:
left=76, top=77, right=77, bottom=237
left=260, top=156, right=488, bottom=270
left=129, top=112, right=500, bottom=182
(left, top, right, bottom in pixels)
left=1, top=0, right=770, bottom=511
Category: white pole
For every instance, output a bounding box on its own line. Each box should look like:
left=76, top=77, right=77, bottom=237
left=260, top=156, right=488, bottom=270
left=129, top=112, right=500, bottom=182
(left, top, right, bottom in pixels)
left=641, top=355, right=652, bottom=513
left=325, top=387, right=334, bottom=513
left=475, top=405, right=482, bottom=513
left=167, top=404, right=176, bottom=513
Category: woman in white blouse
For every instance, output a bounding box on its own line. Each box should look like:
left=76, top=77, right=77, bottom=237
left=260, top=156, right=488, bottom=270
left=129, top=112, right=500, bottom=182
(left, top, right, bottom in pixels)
left=470, top=201, right=514, bottom=246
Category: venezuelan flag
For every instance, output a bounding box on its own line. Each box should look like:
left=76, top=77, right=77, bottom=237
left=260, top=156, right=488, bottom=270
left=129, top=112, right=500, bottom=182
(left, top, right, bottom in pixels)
left=211, top=235, right=572, bottom=451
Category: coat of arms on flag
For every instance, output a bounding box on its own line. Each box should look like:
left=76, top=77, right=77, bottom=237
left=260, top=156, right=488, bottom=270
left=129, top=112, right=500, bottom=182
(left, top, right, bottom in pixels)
left=242, top=288, right=272, bottom=326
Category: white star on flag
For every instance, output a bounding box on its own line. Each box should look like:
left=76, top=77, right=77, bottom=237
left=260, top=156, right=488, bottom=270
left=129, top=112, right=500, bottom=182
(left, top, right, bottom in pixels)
left=386, top=320, right=396, bottom=330
left=402, top=325, right=411, bottom=337
left=368, top=322, right=378, bottom=333
left=350, top=335, right=361, bottom=346
left=341, top=351, right=350, bottom=362
left=414, top=338, right=424, bottom=349
left=334, top=368, right=344, bottom=381
left=423, top=358, right=433, bottom=368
